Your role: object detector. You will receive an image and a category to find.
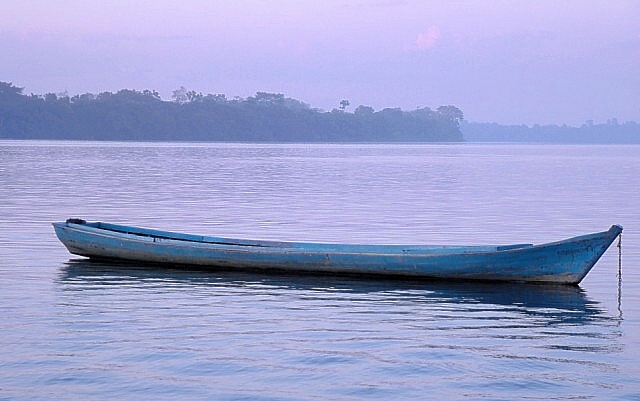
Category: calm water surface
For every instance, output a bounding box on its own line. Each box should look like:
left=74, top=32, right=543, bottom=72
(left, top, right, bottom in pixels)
left=1, top=141, right=639, bottom=400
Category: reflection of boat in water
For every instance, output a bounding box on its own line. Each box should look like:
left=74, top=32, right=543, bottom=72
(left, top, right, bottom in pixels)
left=59, top=258, right=608, bottom=324
left=53, top=219, right=623, bottom=284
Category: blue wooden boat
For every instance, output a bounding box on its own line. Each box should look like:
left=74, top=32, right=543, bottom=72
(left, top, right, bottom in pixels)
left=52, top=219, right=622, bottom=284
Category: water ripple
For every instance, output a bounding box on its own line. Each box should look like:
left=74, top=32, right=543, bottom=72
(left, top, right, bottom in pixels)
left=2, top=142, right=639, bottom=400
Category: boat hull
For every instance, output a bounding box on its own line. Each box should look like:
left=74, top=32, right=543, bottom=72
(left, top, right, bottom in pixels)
left=52, top=220, right=622, bottom=284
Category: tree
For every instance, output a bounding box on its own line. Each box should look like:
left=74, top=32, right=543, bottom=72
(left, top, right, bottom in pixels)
left=250, top=91, right=285, bottom=105
left=354, top=105, right=374, bottom=115
left=172, top=86, right=188, bottom=103
left=436, top=105, right=464, bottom=123
left=186, top=90, right=203, bottom=103
left=44, top=93, right=58, bottom=103
left=142, top=89, right=161, bottom=100
left=203, top=93, right=227, bottom=103
left=410, top=107, right=436, bottom=121
left=0, top=81, right=24, bottom=99
left=339, top=99, right=350, bottom=112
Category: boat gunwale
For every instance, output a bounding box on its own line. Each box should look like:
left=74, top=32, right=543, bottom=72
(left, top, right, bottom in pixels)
left=52, top=220, right=621, bottom=257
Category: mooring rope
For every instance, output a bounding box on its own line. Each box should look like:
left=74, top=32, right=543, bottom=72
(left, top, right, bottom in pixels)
left=617, top=232, right=623, bottom=320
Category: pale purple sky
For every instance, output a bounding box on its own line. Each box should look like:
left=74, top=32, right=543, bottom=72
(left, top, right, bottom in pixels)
left=2, top=0, right=639, bottom=125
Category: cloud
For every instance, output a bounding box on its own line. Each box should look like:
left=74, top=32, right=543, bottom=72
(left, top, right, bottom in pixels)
left=415, top=25, right=441, bottom=50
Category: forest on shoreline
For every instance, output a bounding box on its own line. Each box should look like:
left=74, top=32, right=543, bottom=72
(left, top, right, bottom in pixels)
left=0, top=82, right=464, bottom=142
left=2, top=81, right=638, bottom=143
left=462, top=120, right=640, bottom=143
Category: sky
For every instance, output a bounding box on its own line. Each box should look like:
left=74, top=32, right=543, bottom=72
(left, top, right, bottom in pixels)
left=1, top=0, right=639, bottom=125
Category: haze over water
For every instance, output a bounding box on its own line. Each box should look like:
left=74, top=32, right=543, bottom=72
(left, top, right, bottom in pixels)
left=3, top=1, right=638, bottom=125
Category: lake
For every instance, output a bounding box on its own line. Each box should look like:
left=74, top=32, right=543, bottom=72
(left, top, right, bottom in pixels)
left=1, top=141, right=639, bottom=400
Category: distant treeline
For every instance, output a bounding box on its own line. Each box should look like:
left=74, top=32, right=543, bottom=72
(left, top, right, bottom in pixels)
left=462, top=121, right=640, bottom=144
left=0, top=81, right=464, bottom=142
